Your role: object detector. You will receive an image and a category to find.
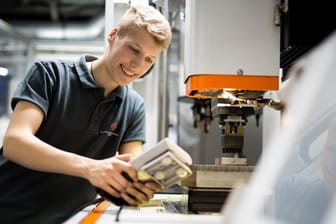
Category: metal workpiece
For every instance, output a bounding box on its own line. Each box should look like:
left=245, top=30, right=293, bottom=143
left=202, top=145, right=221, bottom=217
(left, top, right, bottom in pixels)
left=181, top=164, right=254, bottom=188
left=181, top=163, right=254, bottom=213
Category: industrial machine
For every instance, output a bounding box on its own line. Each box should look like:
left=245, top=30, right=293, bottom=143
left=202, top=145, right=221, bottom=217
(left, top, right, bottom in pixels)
left=181, top=73, right=281, bottom=212
left=180, top=0, right=282, bottom=213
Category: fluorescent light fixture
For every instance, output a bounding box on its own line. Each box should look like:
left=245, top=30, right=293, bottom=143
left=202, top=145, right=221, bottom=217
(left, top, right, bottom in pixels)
left=114, top=0, right=149, bottom=5
left=0, top=67, right=8, bottom=77
left=130, top=0, right=149, bottom=5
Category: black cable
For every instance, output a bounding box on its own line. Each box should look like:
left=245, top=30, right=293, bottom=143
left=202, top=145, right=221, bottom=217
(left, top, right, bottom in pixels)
left=115, top=205, right=124, bottom=222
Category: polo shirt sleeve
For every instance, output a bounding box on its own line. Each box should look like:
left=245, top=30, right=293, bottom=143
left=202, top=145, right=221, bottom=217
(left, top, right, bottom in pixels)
left=122, top=98, right=146, bottom=144
left=11, top=61, right=55, bottom=120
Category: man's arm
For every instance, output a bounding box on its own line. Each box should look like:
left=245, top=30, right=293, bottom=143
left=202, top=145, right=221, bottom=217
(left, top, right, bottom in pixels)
left=4, top=100, right=88, bottom=175
left=3, top=100, right=137, bottom=200
left=119, top=141, right=143, bottom=158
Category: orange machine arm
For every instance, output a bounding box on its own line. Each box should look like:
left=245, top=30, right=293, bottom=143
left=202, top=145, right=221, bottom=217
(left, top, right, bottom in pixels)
left=185, top=74, right=279, bottom=98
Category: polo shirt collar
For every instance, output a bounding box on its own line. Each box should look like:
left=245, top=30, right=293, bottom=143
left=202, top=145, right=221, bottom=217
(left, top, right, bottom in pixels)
left=75, top=54, right=125, bottom=100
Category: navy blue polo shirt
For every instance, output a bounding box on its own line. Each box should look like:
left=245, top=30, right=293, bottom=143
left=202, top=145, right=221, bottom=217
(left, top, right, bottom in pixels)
left=0, top=54, right=146, bottom=223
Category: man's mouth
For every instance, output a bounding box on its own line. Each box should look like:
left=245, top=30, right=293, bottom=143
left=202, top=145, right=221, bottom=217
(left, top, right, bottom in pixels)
left=121, top=65, right=136, bottom=77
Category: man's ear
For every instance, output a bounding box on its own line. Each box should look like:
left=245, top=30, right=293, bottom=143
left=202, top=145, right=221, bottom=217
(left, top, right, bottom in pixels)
left=108, top=27, right=119, bottom=42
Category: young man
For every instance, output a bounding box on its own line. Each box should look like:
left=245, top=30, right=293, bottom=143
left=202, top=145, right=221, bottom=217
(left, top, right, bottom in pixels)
left=0, top=4, right=172, bottom=223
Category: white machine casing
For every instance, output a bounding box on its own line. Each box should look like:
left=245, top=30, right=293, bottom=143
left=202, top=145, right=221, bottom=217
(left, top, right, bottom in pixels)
left=221, top=31, right=336, bottom=224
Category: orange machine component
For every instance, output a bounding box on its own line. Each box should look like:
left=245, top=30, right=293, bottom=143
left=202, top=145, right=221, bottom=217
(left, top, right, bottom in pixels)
left=80, top=200, right=110, bottom=224
left=185, top=74, right=279, bottom=98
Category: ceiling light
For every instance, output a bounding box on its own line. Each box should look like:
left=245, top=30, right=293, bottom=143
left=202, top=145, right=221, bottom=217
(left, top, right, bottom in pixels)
left=0, top=67, right=8, bottom=77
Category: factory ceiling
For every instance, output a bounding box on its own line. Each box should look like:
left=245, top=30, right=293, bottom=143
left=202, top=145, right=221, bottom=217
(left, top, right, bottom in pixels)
left=0, top=0, right=105, bottom=24
left=0, top=0, right=106, bottom=40
left=0, top=0, right=108, bottom=79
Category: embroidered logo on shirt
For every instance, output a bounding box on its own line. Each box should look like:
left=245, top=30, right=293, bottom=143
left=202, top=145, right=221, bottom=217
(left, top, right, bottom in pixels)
left=110, top=122, right=118, bottom=132
left=100, top=122, right=119, bottom=137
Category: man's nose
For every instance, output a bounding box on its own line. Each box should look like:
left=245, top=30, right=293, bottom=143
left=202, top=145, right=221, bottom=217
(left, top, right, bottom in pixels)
left=130, top=55, right=144, bottom=70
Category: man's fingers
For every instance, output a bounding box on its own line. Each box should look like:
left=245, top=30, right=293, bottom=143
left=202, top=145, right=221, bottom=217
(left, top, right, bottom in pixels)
left=126, top=187, right=148, bottom=204
left=98, top=184, right=121, bottom=198
left=109, top=175, right=128, bottom=192
left=112, top=156, right=138, bottom=182
left=115, top=153, right=132, bottom=162
left=120, top=192, right=138, bottom=206
left=143, top=181, right=164, bottom=192
left=134, top=182, right=155, bottom=200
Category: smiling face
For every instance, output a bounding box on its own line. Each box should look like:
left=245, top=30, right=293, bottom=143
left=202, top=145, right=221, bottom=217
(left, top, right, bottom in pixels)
left=103, top=27, right=162, bottom=87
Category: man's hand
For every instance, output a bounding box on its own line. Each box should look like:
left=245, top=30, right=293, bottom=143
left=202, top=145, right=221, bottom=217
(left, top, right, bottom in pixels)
left=85, top=152, right=163, bottom=206
left=86, top=154, right=137, bottom=198
left=121, top=180, right=163, bottom=206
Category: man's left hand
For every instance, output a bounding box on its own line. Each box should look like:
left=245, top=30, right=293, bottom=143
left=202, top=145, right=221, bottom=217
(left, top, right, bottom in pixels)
left=120, top=181, right=163, bottom=206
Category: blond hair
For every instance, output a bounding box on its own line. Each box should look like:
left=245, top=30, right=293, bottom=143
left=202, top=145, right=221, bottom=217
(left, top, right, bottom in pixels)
left=116, top=5, right=172, bottom=50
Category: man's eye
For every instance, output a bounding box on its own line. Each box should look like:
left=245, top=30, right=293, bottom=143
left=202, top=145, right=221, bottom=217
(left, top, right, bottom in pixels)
left=130, top=46, right=139, bottom=53
left=145, top=57, right=153, bottom=64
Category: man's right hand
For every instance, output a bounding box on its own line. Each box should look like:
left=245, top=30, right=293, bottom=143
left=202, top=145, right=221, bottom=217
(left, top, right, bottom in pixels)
left=86, top=154, right=137, bottom=199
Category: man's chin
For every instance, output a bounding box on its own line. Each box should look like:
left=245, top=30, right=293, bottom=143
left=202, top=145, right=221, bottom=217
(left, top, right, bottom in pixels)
left=120, top=76, right=137, bottom=86
left=118, top=80, right=132, bottom=87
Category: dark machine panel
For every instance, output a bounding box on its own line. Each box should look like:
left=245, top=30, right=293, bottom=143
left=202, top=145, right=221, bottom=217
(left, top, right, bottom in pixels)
left=280, top=0, right=335, bottom=80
